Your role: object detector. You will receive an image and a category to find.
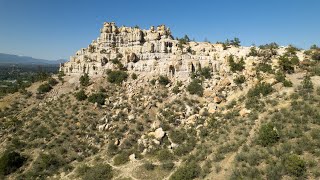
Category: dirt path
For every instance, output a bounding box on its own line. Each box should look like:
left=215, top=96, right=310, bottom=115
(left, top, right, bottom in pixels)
left=212, top=94, right=291, bottom=179
left=212, top=112, right=265, bottom=179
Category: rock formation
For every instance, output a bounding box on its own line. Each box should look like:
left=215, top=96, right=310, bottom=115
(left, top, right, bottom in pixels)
left=60, top=21, right=252, bottom=80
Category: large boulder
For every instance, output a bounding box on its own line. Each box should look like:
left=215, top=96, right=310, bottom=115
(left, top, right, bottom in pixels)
left=154, top=128, right=165, bottom=139
left=129, top=154, right=136, bottom=161
left=149, top=128, right=165, bottom=140
left=128, top=114, right=135, bottom=121
left=239, top=108, right=251, bottom=117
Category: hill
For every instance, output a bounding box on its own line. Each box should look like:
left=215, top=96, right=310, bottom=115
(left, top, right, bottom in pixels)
left=0, top=22, right=320, bottom=180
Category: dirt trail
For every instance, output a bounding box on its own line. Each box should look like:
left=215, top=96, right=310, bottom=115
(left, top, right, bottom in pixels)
left=210, top=95, right=291, bottom=179
left=212, top=111, right=266, bottom=179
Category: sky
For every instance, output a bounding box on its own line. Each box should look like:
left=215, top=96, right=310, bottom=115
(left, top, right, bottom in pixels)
left=0, top=0, right=319, bottom=60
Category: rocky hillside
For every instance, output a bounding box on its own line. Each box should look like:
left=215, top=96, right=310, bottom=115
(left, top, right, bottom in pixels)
left=1, top=23, right=320, bottom=180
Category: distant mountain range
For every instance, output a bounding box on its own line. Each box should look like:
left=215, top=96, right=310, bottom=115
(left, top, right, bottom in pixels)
left=0, top=53, right=67, bottom=65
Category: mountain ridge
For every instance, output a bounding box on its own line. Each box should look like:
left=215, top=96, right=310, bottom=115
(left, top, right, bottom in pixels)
left=0, top=53, right=66, bottom=65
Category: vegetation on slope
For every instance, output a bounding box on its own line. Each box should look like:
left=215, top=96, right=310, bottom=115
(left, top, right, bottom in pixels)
left=1, top=44, right=320, bottom=180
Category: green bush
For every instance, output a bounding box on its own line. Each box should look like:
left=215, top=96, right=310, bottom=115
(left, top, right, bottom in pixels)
left=311, top=51, right=320, bottom=61
left=177, top=35, right=190, bottom=49
left=172, top=85, right=180, bottom=94
left=107, top=141, right=118, bottom=156
left=77, top=163, right=113, bottom=180
left=169, top=130, right=187, bottom=144
left=247, top=82, right=273, bottom=98
left=74, top=90, right=87, bottom=101
left=48, top=78, right=58, bottom=86
left=111, top=58, right=125, bottom=70
left=248, top=47, right=258, bottom=56
left=143, top=162, right=155, bottom=171
left=159, top=75, right=170, bottom=86
left=199, top=67, right=212, bottom=79
left=283, top=154, right=306, bottom=177
left=172, top=81, right=182, bottom=94
left=256, top=63, right=273, bottom=73
left=37, top=83, right=52, bottom=93
left=311, top=63, right=320, bottom=76
left=113, top=152, right=129, bottom=166
left=278, top=55, right=299, bottom=73
left=258, top=123, right=279, bottom=146
left=80, top=74, right=90, bottom=86
left=275, top=71, right=286, bottom=82
left=58, top=71, right=65, bottom=81
left=107, top=70, right=128, bottom=84
left=283, top=80, right=293, bottom=87
left=131, top=73, right=138, bottom=80
left=285, top=45, right=299, bottom=56
left=266, top=163, right=283, bottom=180
left=173, top=143, right=195, bottom=156
left=301, top=75, right=313, bottom=93
left=218, top=38, right=241, bottom=47
left=170, top=162, right=201, bottom=180
left=234, top=75, right=246, bottom=85
left=150, top=79, right=156, bottom=85
left=157, top=149, right=174, bottom=162
left=88, top=93, right=106, bottom=105
left=0, top=150, right=26, bottom=176
left=259, top=42, right=279, bottom=50
left=27, top=153, right=65, bottom=178
left=228, top=56, right=245, bottom=72
left=310, top=128, right=320, bottom=140
left=162, top=162, right=175, bottom=171
left=187, top=79, right=203, bottom=96
left=275, top=71, right=292, bottom=87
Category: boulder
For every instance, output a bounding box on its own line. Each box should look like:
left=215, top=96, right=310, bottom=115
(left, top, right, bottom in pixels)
left=169, top=143, right=178, bottom=149
left=94, top=102, right=98, bottom=109
left=149, top=128, right=165, bottom=140
left=214, top=96, right=222, bottom=104
left=128, top=114, right=135, bottom=121
left=154, top=128, right=165, bottom=140
left=129, top=154, right=136, bottom=161
left=152, top=139, right=160, bottom=145
left=114, top=139, right=120, bottom=146
left=142, top=149, right=148, bottom=155
left=239, top=108, right=251, bottom=117
left=98, top=124, right=106, bottom=132
left=104, top=124, right=110, bottom=131
left=185, top=105, right=193, bottom=117
left=207, top=103, right=217, bottom=113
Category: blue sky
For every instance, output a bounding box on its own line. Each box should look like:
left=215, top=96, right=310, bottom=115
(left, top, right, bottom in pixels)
left=0, top=0, right=319, bottom=60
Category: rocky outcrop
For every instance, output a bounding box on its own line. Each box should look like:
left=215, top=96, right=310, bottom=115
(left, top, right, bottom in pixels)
left=59, top=21, right=252, bottom=81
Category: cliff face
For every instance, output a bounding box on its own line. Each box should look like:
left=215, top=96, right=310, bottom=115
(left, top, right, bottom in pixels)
left=60, top=22, right=254, bottom=80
